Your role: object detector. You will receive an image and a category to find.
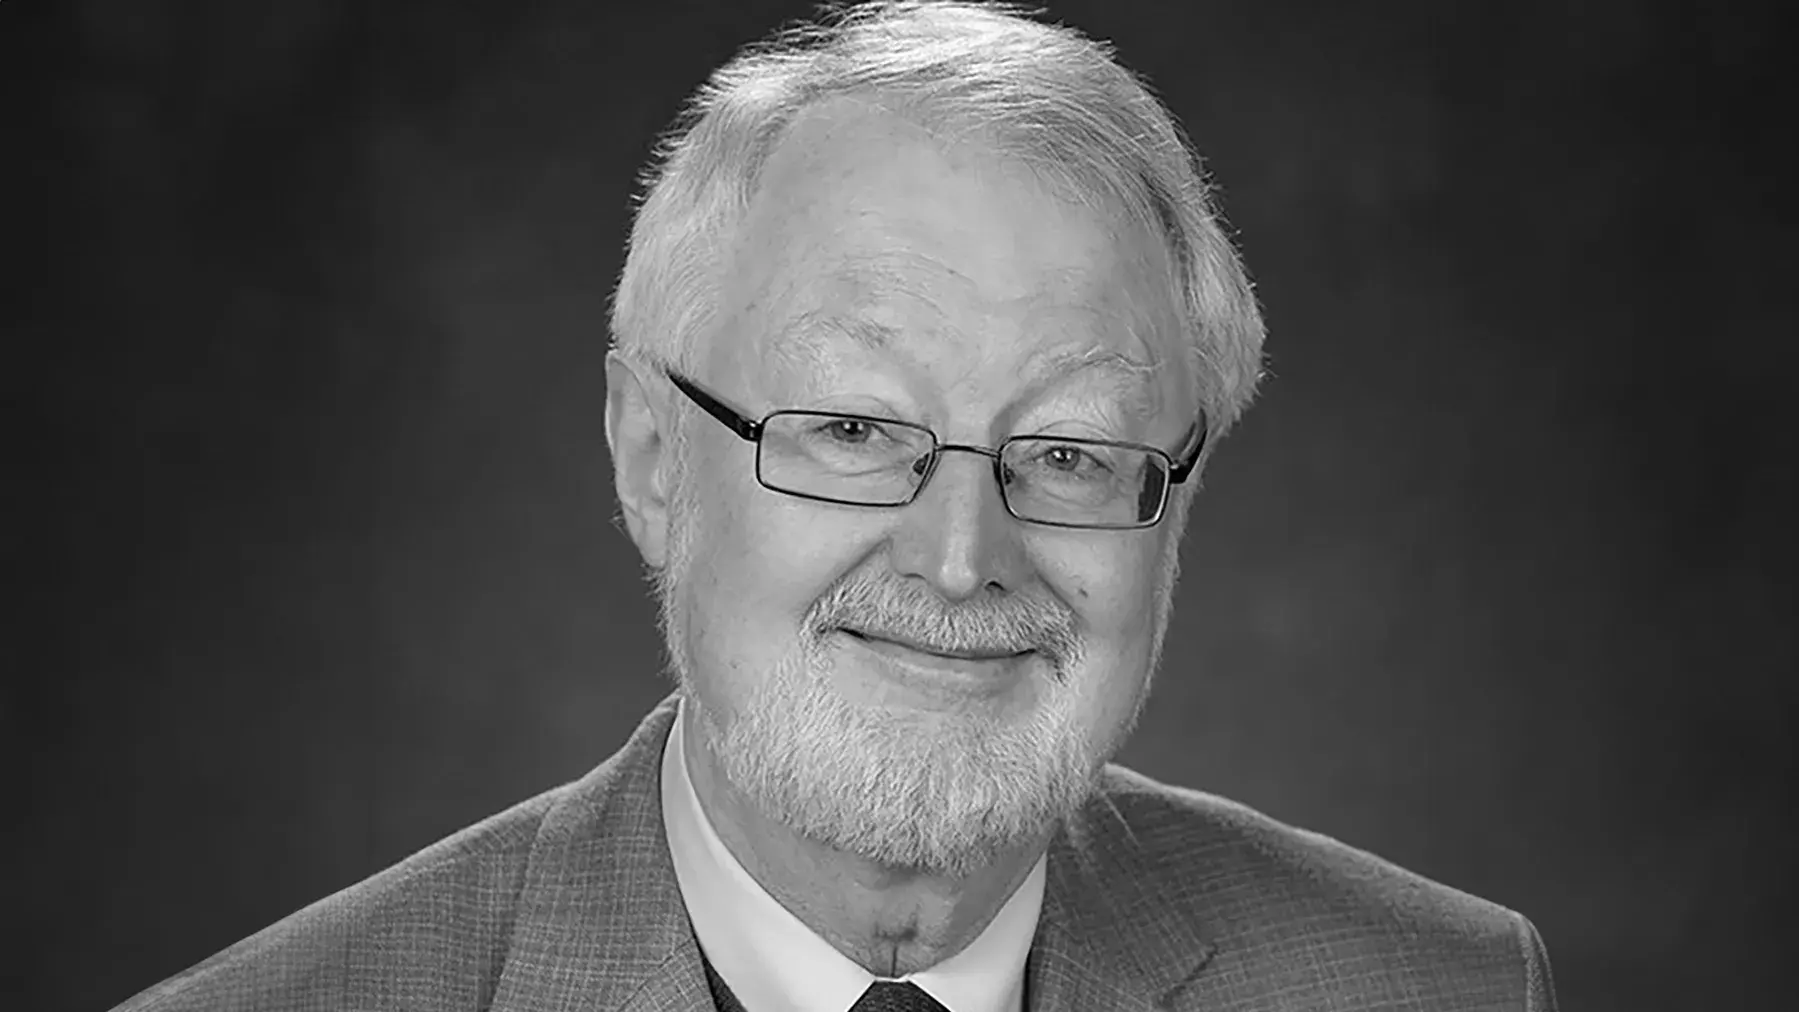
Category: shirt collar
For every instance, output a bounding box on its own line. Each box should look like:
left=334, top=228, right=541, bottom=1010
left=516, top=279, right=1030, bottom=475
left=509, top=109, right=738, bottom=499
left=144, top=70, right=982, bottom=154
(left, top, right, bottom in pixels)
left=660, top=695, right=1046, bottom=1012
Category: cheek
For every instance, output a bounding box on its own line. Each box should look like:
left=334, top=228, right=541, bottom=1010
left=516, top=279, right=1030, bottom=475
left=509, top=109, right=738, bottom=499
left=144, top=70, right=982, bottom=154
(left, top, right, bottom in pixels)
left=682, top=473, right=875, bottom=685
left=1034, top=532, right=1166, bottom=659
left=1043, top=536, right=1170, bottom=744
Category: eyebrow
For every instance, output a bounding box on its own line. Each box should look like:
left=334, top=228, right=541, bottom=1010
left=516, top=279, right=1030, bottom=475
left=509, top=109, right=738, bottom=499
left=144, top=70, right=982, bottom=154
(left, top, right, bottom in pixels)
left=1022, top=344, right=1161, bottom=424
left=808, top=313, right=901, bottom=351
left=771, top=312, right=1161, bottom=418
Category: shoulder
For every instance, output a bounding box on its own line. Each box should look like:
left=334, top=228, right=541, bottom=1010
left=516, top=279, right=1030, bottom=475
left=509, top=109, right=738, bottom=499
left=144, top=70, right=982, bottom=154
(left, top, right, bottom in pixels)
left=1093, top=763, right=1513, bottom=932
left=112, top=694, right=686, bottom=1012
left=1085, top=764, right=1555, bottom=1009
left=113, top=785, right=563, bottom=1012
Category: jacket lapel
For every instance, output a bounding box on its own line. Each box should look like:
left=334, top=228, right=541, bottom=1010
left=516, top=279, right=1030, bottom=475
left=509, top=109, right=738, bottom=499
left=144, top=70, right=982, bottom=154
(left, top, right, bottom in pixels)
left=489, top=693, right=711, bottom=1012
left=1028, top=777, right=1218, bottom=1012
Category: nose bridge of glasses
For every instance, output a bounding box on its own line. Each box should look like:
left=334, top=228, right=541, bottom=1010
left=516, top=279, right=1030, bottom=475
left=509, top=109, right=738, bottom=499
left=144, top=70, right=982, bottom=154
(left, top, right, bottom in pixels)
left=934, top=442, right=1003, bottom=463
left=913, top=440, right=1014, bottom=503
left=913, top=441, right=1005, bottom=496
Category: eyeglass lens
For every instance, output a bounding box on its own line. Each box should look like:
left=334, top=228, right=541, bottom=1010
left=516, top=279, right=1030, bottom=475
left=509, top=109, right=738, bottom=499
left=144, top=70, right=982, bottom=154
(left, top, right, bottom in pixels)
left=754, top=412, right=1168, bottom=527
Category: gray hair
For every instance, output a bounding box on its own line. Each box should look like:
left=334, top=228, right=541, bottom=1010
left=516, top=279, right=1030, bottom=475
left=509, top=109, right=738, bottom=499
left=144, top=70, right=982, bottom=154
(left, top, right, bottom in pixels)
left=610, top=0, right=1265, bottom=439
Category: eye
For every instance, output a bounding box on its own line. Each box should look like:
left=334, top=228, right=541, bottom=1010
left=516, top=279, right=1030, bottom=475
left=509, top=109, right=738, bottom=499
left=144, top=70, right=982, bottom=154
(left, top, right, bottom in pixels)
left=1034, top=442, right=1111, bottom=474
left=819, top=418, right=876, bottom=444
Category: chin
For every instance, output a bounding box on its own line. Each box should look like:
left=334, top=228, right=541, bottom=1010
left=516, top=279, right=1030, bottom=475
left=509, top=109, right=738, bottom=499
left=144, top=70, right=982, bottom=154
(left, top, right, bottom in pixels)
left=695, top=637, right=1106, bottom=876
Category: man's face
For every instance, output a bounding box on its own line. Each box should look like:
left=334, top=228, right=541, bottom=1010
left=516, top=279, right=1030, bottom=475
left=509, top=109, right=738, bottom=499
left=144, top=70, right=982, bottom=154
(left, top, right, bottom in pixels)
left=662, top=103, right=1194, bottom=877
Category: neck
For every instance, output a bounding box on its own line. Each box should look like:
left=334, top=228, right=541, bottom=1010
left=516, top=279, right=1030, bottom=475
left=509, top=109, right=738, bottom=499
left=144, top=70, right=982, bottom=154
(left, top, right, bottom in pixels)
left=681, top=703, right=1050, bottom=976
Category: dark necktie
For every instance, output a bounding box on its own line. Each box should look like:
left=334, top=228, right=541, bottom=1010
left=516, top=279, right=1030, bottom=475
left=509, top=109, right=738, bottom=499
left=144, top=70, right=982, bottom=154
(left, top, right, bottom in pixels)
left=850, top=981, right=952, bottom=1012
left=701, top=950, right=952, bottom=1012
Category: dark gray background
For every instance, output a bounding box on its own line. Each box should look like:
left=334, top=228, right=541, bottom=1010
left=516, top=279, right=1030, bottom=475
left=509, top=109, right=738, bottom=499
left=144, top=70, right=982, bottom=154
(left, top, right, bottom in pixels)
left=16, top=1, right=1794, bottom=1009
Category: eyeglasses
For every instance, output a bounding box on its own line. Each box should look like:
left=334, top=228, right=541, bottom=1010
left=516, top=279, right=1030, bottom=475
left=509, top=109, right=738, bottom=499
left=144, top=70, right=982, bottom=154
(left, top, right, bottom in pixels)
left=665, top=370, right=1206, bottom=530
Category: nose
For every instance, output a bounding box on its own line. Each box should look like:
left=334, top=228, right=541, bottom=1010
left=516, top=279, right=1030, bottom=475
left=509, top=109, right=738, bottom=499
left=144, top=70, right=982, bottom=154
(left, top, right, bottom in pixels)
left=888, top=446, right=1029, bottom=601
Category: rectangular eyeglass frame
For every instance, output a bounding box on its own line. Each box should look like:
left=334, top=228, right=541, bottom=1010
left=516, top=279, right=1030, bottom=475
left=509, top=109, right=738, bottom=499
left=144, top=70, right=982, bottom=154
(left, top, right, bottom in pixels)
left=664, top=369, right=1207, bottom=530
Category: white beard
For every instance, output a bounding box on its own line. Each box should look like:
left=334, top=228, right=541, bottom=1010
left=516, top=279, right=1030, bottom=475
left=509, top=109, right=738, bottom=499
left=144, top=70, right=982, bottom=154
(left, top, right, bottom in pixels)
left=685, top=625, right=1100, bottom=879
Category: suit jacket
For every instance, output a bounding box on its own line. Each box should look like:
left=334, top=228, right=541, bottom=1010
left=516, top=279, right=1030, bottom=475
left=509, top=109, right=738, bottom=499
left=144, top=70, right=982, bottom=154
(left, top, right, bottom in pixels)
left=116, top=693, right=1556, bottom=1011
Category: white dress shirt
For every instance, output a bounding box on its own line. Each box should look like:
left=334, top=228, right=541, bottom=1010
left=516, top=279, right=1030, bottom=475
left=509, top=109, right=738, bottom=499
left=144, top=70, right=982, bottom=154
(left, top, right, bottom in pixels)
left=660, top=697, right=1047, bottom=1012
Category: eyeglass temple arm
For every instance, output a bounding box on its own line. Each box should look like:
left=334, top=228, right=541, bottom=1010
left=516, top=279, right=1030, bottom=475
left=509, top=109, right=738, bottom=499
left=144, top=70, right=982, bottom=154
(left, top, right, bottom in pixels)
left=1167, top=413, right=1210, bottom=485
left=666, top=371, right=763, bottom=442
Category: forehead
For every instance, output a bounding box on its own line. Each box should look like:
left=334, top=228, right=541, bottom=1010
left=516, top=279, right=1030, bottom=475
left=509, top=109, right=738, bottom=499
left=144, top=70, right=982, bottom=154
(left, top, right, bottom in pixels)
left=716, top=100, right=1182, bottom=394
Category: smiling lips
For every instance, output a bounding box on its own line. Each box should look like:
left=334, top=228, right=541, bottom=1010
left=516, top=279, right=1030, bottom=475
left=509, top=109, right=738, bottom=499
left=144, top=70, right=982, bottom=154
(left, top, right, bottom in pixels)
left=838, top=627, right=1032, bottom=662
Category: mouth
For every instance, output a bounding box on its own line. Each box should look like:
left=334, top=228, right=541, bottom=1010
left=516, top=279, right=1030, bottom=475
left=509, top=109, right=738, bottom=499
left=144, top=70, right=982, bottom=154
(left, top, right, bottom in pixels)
left=830, top=627, right=1042, bottom=705
left=836, top=627, right=1033, bottom=662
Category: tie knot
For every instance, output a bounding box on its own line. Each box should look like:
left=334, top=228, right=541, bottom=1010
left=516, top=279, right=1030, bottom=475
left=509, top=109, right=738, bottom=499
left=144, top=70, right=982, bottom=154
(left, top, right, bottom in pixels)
left=849, top=980, right=950, bottom=1012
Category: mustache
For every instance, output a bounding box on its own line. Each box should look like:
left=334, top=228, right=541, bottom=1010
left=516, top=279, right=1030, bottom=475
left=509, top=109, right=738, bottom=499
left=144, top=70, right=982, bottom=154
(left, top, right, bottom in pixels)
left=806, top=573, right=1082, bottom=665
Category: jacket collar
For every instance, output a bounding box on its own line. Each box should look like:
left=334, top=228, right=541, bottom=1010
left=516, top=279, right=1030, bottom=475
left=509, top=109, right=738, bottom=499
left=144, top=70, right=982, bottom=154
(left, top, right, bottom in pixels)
left=1030, top=783, right=1219, bottom=1011
left=488, top=692, right=707, bottom=1012
left=489, top=693, right=1217, bottom=1012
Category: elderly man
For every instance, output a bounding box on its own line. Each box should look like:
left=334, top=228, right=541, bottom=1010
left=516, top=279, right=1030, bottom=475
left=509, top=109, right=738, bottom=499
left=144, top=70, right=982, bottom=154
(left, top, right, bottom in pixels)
left=118, top=3, right=1555, bottom=1011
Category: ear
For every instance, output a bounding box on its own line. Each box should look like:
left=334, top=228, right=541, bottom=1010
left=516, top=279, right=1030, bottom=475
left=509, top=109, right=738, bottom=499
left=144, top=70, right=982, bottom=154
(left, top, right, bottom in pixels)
left=605, top=350, right=674, bottom=568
